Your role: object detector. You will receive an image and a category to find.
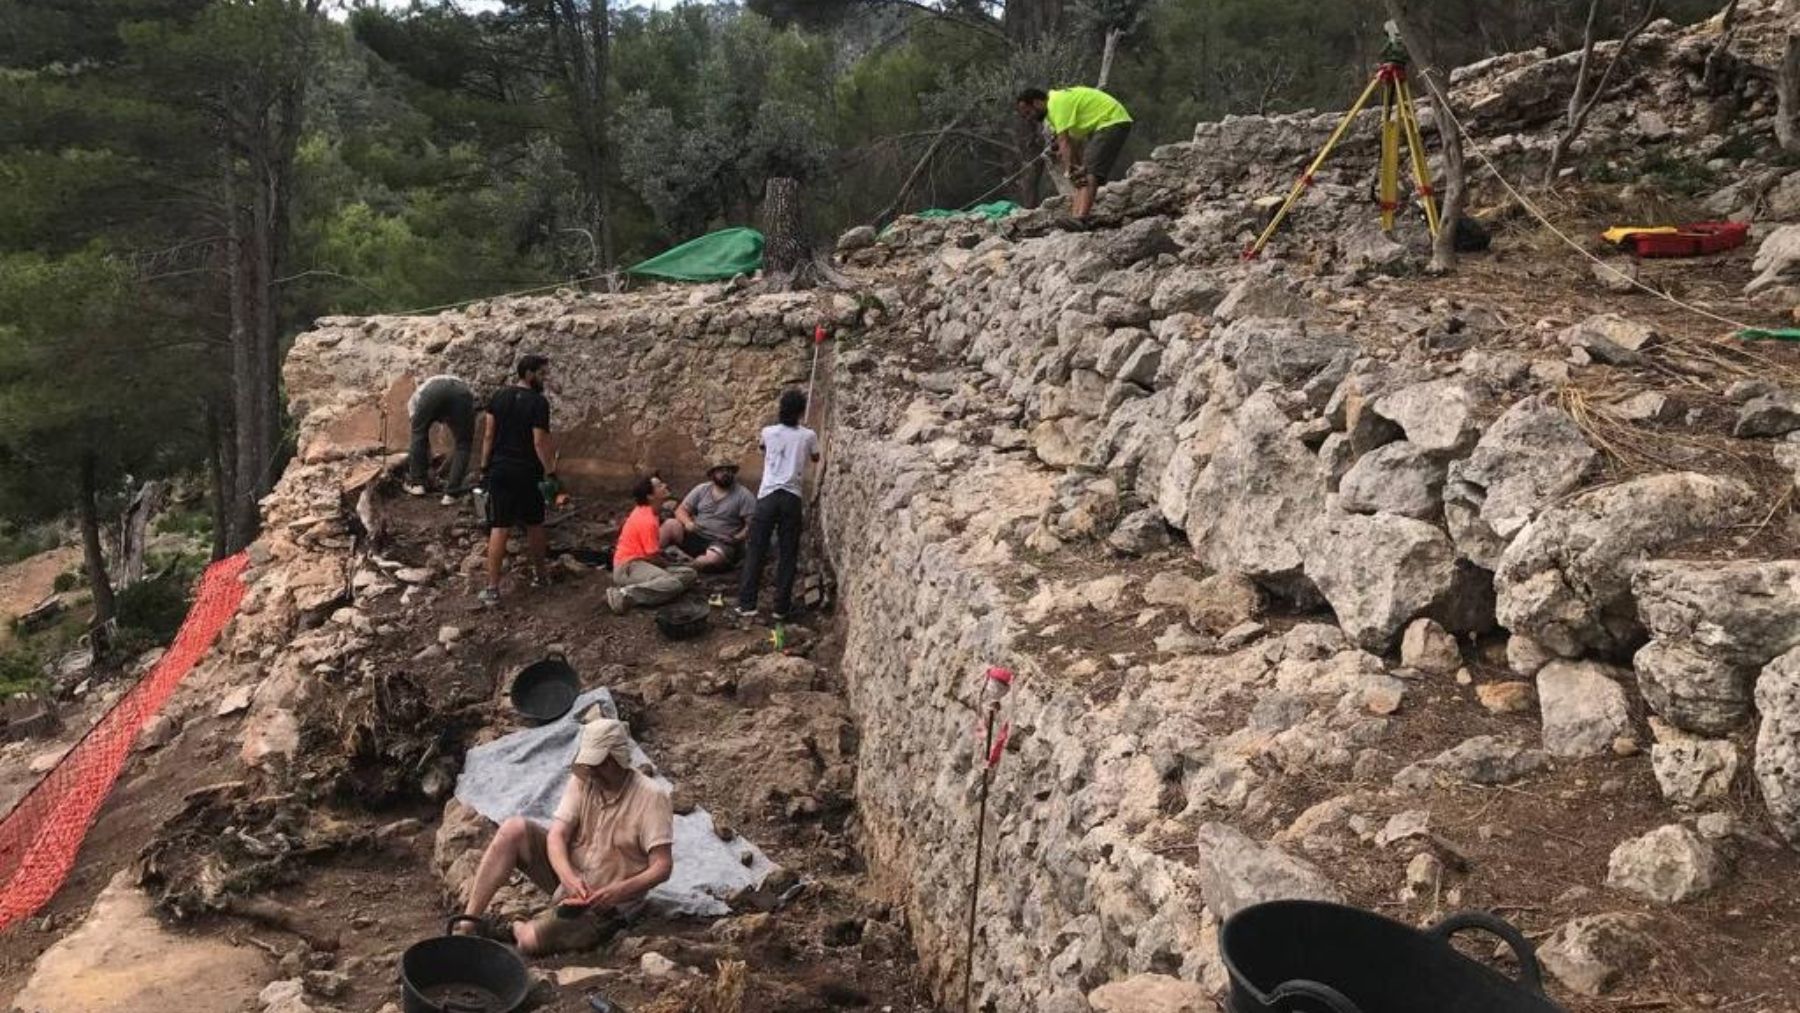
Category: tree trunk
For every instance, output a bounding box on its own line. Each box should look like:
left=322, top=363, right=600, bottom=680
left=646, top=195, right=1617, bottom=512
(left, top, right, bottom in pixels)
left=762, top=177, right=807, bottom=277
left=118, top=481, right=166, bottom=589
left=224, top=139, right=265, bottom=553
left=1002, top=0, right=1065, bottom=45
left=1545, top=0, right=1660, bottom=184
left=1779, top=29, right=1800, bottom=154
left=1098, top=28, right=1123, bottom=88
left=1383, top=0, right=1467, bottom=273
left=548, top=0, right=616, bottom=271
left=77, top=453, right=116, bottom=653
left=206, top=399, right=231, bottom=562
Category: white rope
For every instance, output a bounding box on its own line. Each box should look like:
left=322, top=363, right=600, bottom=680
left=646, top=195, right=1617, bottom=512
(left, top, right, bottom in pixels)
left=1431, top=98, right=1756, bottom=333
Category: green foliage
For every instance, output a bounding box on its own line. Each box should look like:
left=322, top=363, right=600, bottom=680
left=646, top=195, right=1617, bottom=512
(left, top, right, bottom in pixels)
left=115, top=570, right=194, bottom=646
left=0, top=646, right=45, bottom=698
left=52, top=570, right=80, bottom=594
left=0, top=523, right=59, bottom=565
left=153, top=506, right=213, bottom=539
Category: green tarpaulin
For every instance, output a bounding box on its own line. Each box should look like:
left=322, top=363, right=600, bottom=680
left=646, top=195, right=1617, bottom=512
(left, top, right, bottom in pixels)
left=912, top=200, right=1023, bottom=222
left=626, top=227, right=764, bottom=282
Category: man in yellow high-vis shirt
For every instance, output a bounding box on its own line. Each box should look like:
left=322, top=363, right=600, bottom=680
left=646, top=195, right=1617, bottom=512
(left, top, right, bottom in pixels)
left=1015, top=85, right=1134, bottom=219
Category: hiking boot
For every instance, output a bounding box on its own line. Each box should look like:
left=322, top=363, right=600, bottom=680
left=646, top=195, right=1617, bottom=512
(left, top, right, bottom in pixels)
left=605, top=588, right=629, bottom=615
left=439, top=494, right=458, bottom=507
left=404, top=483, right=428, bottom=497
left=477, top=588, right=500, bottom=608
left=734, top=605, right=759, bottom=620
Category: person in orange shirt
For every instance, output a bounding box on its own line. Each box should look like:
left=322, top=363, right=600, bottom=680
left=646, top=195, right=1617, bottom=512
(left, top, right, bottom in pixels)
left=607, top=475, right=696, bottom=614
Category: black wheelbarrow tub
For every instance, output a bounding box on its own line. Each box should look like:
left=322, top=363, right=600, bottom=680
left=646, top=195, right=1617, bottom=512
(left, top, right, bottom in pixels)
left=1221, top=901, right=1565, bottom=1013
left=509, top=652, right=579, bottom=723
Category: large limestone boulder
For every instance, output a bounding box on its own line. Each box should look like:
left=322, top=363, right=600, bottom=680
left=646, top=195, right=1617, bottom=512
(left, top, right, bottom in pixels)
left=1305, top=509, right=1490, bottom=651
left=1443, top=397, right=1601, bottom=570
left=1337, top=441, right=1446, bottom=520
left=1746, top=223, right=1800, bottom=294
left=1651, top=736, right=1740, bottom=804
left=1185, top=392, right=1326, bottom=597
left=1538, top=913, right=1657, bottom=996
left=1214, top=318, right=1356, bottom=398
left=1494, top=473, right=1757, bottom=658
left=1632, top=560, right=1800, bottom=734
left=13, top=872, right=270, bottom=1013
left=1606, top=824, right=1729, bottom=904
left=1087, top=974, right=1217, bottom=1013
left=1371, top=379, right=1480, bottom=455
left=1755, top=645, right=1800, bottom=846
left=1192, top=823, right=1343, bottom=919
left=1536, top=660, right=1632, bottom=758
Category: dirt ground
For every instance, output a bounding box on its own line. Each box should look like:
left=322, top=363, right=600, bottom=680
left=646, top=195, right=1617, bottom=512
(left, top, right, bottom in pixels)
left=0, top=547, right=79, bottom=647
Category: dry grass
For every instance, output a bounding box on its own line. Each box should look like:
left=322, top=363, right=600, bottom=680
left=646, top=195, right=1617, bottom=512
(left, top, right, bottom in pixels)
left=636, top=959, right=748, bottom=1013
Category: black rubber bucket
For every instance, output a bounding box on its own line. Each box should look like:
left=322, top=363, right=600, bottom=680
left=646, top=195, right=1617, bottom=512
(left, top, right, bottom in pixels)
left=1221, top=901, right=1564, bottom=1013
left=510, top=652, right=579, bottom=723
left=655, top=599, right=710, bottom=641
left=400, top=917, right=530, bottom=1013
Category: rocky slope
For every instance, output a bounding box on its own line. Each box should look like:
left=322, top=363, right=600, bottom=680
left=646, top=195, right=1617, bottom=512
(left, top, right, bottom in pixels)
left=11, top=5, right=1800, bottom=1013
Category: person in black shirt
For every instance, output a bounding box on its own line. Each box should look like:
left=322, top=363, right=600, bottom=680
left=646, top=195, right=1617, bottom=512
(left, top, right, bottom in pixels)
left=477, top=354, right=556, bottom=606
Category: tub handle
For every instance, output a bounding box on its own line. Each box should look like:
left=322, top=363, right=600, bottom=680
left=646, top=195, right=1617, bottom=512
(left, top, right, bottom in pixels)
left=1268, top=979, right=1364, bottom=1013
left=444, top=914, right=488, bottom=937
left=1429, top=910, right=1546, bottom=994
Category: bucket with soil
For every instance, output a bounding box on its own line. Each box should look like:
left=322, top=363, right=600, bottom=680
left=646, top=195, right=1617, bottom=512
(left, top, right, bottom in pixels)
left=401, top=917, right=530, bottom=1013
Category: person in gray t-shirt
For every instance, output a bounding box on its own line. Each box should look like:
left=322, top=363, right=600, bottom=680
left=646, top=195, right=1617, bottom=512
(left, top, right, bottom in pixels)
left=659, top=462, right=756, bottom=571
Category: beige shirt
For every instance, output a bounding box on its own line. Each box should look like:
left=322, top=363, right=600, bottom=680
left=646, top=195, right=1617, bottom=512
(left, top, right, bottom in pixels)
left=552, top=770, right=674, bottom=886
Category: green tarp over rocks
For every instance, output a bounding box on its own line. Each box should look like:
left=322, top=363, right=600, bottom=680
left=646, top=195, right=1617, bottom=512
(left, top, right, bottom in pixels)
left=626, top=227, right=764, bottom=283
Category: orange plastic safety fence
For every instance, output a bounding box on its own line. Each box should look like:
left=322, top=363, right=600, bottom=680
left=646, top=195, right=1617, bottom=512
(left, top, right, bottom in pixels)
left=0, top=552, right=249, bottom=932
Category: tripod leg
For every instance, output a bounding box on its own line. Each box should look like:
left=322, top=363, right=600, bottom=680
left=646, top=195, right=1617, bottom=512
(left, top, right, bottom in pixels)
left=1246, top=73, right=1384, bottom=259
left=1397, top=80, right=1442, bottom=239
left=1380, top=82, right=1400, bottom=234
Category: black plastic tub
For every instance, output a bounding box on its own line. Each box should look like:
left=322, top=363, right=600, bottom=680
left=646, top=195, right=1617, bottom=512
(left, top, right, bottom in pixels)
left=400, top=917, right=530, bottom=1013
left=1221, top=901, right=1565, bottom=1013
left=509, top=652, right=579, bottom=723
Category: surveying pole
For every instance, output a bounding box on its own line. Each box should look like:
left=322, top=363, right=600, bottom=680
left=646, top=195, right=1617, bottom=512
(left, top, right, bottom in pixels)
left=1244, top=23, right=1442, bottom=260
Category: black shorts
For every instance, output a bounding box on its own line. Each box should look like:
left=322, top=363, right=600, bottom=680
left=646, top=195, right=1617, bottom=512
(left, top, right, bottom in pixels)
left=680, top=531, right=744, bottom=566
left=1084, top=122, right=1132, bottom=184
left=485, top=462, right=545, bottom=529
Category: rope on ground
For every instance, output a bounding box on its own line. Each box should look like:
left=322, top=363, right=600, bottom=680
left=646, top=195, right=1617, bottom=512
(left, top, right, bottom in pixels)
left=1432, top=98, right=1757, bottom=333
left=0, top=553, right=249, bottom=932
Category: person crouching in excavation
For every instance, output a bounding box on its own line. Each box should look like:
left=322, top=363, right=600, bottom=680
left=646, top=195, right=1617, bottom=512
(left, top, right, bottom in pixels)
left=404, top=374, right=477, bottom=505
left=660, top=461, right=754, bottom=572
left=458, top=719, right=674, bottom=956
left=606, top=474, right=697, bottom=614
left=1014, top=85, right=1134, bottom=220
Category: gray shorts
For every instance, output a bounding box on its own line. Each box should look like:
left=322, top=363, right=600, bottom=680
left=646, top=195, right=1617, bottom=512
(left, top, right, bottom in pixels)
left=1084, top=122, right=1132, bottom=184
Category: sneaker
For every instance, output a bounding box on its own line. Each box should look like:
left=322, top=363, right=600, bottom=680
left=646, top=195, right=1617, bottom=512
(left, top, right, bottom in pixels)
left=605, top=588, right=629, bottom=615
left=439, top=494, right=457, bottom=507
left=734, top=606, right=758, bottom=619
left=404, top=483, right=428, bottom=497
left=771, top=612, right=791, bottom=623
left=476, top=588, right=500, bottom=608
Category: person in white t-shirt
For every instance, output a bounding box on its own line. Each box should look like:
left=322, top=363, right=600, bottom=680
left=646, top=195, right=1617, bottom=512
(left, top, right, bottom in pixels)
left=736, top=389, right=820, bottom=620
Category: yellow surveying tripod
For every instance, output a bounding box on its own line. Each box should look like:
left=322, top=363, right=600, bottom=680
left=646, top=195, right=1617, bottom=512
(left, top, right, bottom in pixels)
left=1245, top=40, right=1442, bottom=260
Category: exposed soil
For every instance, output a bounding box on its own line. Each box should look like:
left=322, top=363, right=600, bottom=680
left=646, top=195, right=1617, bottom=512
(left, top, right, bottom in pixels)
left=0, top=546, right=80, bottom=647
left=2, top=487, right=937, bottom=1013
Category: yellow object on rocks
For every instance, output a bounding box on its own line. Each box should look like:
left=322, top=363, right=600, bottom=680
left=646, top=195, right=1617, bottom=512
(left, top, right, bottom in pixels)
left=1602, top=226, right=1680, bottom=245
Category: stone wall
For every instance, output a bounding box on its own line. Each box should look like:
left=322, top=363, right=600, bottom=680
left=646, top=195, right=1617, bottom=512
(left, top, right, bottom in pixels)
left=287, top=287, right=868, bottom=492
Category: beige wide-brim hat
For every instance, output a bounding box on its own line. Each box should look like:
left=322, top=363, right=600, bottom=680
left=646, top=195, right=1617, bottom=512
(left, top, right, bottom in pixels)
left=574, top=717, right=634, bottom=768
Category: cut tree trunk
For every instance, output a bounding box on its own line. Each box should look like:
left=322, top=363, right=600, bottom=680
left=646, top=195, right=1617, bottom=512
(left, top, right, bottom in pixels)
left=1098, top=28, right=1123, bottom=88
left=118, top=480, right=166, bottom=589
left=77, top=452, right=116, bottom=656
left=1779, top=28, right=1800, bottom=154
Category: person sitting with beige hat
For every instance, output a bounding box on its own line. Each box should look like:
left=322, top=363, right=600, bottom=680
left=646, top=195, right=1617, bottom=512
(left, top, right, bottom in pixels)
left=457, top=718, right=675, bottom=955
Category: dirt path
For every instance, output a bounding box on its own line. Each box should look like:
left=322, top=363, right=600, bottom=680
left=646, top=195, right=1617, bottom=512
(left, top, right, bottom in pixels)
left=0, top=547, right=78, bottom=646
